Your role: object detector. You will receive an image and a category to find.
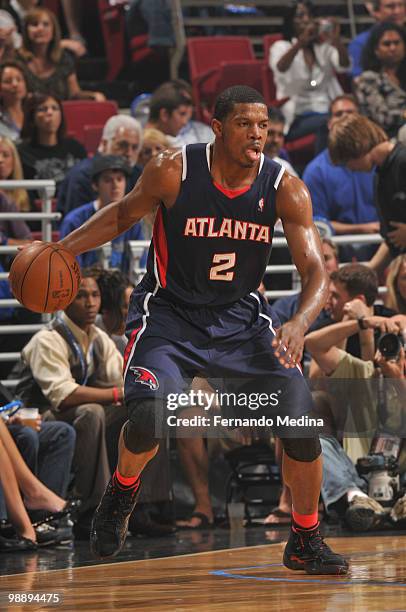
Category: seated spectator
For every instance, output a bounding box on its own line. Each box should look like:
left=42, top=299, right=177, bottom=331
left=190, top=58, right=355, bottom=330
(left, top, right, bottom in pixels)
left=272, top=237, right=338, bottom=332
left=145, top=83, right=193, bottom=141
left=16, top=7, right=105, bottom=100
left=328, top=113, right=406, bottom=273
left=0, top=9, right=20, bottom=63
left=355, top=22, right=406, bottom=138
left=269, top=1, right=349, bottom=142
left=18, top=92, right=86, bottom=201
left=94, top=268, right=133, bottom=356
left=16, top=269, right=126, bottom=538
left=0, top=135, right=29, bottom=210
left=0, top=60, right=27, bottom=141
left=138, top=128, right=169, bottom=168
left=59, top=155, right=145, bottom=272
left=0, top=417, right=74, bottom=549
left=166, top=79, right=214, bottom=146
left=385, top=253, right=406, bottom=313
left=263, top=107, right=298, bottom=176
left=349, top=0, right=406, bottom=78
left=0, top=185, right=31, bottom=248
left=57, top=114, right=143, bottom=216
left=303, top=95, right=379, bottom=261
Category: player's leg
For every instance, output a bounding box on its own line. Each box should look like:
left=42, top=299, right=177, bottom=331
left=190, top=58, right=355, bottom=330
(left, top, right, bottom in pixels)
left=90, top=398, right=161, bottom=559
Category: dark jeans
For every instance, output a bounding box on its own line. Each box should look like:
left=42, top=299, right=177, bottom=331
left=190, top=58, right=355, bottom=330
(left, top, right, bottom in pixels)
left=9, top=421, right=76, bottom=497
left=0, top=421, right=76, bottom=521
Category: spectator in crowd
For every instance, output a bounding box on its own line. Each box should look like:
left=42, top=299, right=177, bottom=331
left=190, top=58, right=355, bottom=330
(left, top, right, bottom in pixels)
left=0, top=136, right=29, bottom=210
left=385, top=253, right=406, bottom=313
left=6, top=409, right=76, bottom=514
left=138, top=127, right=169, bottom=168
left=303, top=95, right=379, bottom=260
left=167, top=79, right=214, bottom=146
left=0, top=60, right=27, bottom=141
left=328, top=113, right=406, bottom=273
left=16, top=269, right=126, bottom=538
left=16, top=7, right=105, bottom=100
left=263, top=107, right=298, bottom=176
left=269, top=1, right=350, bottom=141
left=59, top=156, right=145, bottom=272
left=272, top=237, right=338, bottom=332
left=0, top=417, right=74, bottom=549
left=18, top=92, right=86, bottom=201
left=94, top=268, right=133, bottom=356
left=57, top=114, right=143, bottom=216
left=0, top=9, right=20, bottom=63
left=355, top=22, right=406, bottom=137
left=349, top=0, right=406, bottom=78
left=145, top=84, right=193, bottom=140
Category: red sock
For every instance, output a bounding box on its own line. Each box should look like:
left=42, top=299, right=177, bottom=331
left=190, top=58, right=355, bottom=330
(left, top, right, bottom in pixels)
left=114, top=468, right=140, bottom=490
left=292, top=508, right=318, bottom=530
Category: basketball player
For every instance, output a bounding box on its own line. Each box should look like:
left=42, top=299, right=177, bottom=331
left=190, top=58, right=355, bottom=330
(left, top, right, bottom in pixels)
left=57, top=86, right=348, bottom=575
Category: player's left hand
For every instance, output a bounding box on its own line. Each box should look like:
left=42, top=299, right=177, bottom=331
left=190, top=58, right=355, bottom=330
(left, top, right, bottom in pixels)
left=272, top=320, right=305, bottom=368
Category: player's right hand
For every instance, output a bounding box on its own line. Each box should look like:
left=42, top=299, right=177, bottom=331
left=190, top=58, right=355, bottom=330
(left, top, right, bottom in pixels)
left=17, top=240, right=44, bottom=252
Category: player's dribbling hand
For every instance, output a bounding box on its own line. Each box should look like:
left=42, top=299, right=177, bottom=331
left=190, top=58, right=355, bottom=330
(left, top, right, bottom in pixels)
left=272, top=320, right=306, bottom=368
left=17, top=240, right=43, bottom=252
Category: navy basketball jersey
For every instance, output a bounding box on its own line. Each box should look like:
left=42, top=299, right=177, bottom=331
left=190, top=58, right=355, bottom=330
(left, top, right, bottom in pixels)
left=145, top=143, right=284, bottom=306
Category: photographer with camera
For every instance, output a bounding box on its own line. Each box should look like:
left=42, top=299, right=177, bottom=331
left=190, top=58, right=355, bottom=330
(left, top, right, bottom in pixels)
left=270, top=1, right=350, bottom=144
left=305, top=310, right=406, bottom=528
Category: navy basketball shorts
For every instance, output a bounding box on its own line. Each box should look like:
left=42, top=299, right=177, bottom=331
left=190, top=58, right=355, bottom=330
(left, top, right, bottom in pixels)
left=123, top=284, right=316, bottom=438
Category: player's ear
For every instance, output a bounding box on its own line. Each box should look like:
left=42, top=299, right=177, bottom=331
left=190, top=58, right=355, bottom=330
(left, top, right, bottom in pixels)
left=211, top=118, right=222, bottom=138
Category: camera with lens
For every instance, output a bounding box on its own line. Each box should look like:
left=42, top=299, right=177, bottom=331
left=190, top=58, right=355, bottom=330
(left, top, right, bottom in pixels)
left=356, top=437, right=403, bottom=505
left=377, top=332, right=404, bottom=360
left=318, top=19, right=334, bottom=36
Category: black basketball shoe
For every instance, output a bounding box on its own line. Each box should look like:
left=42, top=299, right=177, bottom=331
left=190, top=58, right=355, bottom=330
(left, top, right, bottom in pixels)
left=283, top=523, right=349, bottom=575
left=90, top=475, right=140, bottom=559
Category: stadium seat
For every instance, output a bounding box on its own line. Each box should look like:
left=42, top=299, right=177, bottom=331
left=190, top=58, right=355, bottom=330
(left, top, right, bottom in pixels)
left=83, top=125, right=104, bottom=156
left=62, top=100, right=118, bottom=146
left=187, top=36, right=264, bottom=123
left=97, top=0, right=129, bottom=81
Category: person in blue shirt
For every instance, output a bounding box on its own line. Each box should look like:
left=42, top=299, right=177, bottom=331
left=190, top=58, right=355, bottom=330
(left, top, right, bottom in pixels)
left=59, top=155, right=145, bottom=271
left=303, top=94, right=379, bottom=260
left=349, top=0, right=406, bottom=77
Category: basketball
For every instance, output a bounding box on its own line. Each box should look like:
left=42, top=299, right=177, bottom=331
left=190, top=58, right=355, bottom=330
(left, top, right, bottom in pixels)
left=9, top=242, right=81, bottom=314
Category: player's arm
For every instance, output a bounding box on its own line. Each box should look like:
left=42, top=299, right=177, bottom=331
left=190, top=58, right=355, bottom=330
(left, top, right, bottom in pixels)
left=273, top=173, right=329, bottom=367
left=59, top=149, right=182, bottom=256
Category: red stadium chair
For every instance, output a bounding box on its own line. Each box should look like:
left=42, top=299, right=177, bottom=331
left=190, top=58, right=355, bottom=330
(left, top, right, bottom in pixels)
left=62, top=100, right=118, bottom=145
left=187, top=37, right=263, bottom=123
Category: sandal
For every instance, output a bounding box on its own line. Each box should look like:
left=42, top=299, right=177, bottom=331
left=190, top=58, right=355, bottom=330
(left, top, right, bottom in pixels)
left=32, top=498, right=82, bottom=528
left=176, top=512, right=214, bottom=530
left=263, top=507, right=292, bottom=525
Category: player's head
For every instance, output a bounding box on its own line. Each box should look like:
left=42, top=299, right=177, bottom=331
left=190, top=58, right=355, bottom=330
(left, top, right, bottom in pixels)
left=65, top=269, right=101, bottom=329
left=328, top=113, right=388, bottom=171
left=327, top=264, right=378, bottom=321
left=91, top=155, right=130, bottom=207
left=100, top=115, right=143, bottom=166
left=212, top=86, right=268, bottom=168
left=264, top=107, right=286, bottom=159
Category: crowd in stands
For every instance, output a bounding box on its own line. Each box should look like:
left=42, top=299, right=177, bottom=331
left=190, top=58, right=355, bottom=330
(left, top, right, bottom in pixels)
left=0, top=0, right=406, bottom=551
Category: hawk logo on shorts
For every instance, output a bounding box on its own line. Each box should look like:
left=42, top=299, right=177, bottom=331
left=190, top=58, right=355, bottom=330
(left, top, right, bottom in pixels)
left=130, top=367, right=159, bottom=391
left=258, top=197, right=264, bottom=212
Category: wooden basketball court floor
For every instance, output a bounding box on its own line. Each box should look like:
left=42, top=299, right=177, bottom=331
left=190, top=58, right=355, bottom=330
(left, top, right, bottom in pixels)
left=1, top=535, right=406, bottom=611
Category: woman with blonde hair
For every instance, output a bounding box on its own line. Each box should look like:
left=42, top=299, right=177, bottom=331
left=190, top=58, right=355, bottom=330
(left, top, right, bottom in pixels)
left=0, top=135, right=29, bottom=211
left=16, top=7, right=104, bottom=101
left=385, top=254, right=406, bottom=313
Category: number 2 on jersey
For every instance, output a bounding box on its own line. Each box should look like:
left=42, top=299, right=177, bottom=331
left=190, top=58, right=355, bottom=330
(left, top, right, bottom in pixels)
left=209, top=253, right=236, bottom=281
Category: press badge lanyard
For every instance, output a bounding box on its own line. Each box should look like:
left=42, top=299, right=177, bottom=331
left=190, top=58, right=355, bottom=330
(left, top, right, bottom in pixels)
left=56, top=317, right=94, bottom=386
